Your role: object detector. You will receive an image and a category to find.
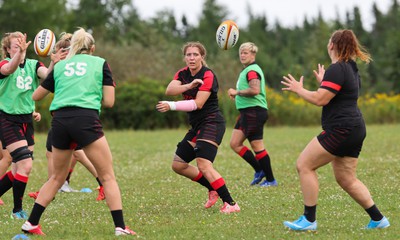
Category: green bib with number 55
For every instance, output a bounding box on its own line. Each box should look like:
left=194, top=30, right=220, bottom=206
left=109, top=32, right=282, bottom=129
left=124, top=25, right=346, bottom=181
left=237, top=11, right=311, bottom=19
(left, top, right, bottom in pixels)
left=50, top=54, right=105, bottom=113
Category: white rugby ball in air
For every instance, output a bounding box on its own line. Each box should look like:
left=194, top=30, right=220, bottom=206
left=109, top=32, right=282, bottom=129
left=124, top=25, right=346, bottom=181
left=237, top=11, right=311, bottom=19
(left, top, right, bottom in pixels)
left=34, top=29, right=56, bottom=57
left=216, top=20, right=239, bottom=50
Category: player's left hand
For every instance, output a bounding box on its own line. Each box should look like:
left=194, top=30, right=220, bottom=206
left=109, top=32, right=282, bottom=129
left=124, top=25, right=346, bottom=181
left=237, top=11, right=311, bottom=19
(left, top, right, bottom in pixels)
left=156, top=101, right=170, bottom=112
left=281, top=74, right=304, bottom=93
left=33, top=111, right=41, bottom=122
left=313, top=64, right=325, bottom=83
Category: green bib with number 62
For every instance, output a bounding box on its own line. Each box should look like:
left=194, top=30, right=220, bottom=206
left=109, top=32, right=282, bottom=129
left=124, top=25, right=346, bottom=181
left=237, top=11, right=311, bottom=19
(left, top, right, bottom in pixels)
left=0, top=58, right=39, bottom=115
left=50, top=54, right=105, bottom=113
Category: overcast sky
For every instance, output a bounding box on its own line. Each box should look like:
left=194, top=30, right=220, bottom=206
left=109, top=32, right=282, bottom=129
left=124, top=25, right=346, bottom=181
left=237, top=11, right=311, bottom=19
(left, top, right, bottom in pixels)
left=133, top=0, right=392, bottom=30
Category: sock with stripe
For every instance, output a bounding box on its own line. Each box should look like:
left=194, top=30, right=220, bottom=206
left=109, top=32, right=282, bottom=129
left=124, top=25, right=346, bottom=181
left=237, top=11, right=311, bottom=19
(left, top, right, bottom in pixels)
left=211, top=178, right=235, bottom=205
left=192, top=171, right=213, bottom=191
left=255, top=150, right=275, bottom=182
left=238, top=146, right=262, bottom=172
left=0, top=171, right=14, bottom=197
left=13, top=173, right=28, bottom=212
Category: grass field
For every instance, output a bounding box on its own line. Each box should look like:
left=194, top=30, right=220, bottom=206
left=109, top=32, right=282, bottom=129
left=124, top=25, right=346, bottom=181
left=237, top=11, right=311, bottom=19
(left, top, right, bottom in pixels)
left=1, top=124, right=399, bottom=239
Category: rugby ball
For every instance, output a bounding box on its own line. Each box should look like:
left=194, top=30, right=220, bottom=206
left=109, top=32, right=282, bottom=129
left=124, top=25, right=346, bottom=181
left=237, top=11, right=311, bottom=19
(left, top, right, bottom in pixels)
left=34, top=29, right=56, bottom=57
left=216, top=20, right=239, bottom=50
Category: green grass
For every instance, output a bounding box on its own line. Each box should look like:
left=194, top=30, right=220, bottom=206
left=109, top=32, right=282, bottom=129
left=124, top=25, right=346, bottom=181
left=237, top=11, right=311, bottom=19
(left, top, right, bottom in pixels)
left=1, top=124, right=399, bottom=239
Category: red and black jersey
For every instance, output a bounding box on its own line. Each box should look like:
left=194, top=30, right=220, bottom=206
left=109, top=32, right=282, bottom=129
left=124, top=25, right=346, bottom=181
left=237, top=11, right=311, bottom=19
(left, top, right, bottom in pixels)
left=319, top=60, right=363, bottom=128
left=173, top=66, right=221, bottom=125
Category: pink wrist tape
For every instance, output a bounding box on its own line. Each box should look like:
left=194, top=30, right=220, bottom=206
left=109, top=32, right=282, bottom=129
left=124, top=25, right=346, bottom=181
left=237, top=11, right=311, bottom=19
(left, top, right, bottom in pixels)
left=168, top=99, right=197, bottom=112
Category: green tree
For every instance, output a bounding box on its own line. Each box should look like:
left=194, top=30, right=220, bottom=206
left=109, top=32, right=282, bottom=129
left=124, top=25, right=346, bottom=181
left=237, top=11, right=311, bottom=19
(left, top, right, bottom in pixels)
left=0, top=0, right=69, bottom=44
left=188, top=0, right=229, bottom=55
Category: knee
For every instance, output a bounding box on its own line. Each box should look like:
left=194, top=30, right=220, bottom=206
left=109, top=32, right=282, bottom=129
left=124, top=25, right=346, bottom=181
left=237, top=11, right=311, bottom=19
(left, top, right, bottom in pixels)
left=10, top=146, right=33, bottom=163
left=98, top=173, right=115, bottom=184
left=197, top=163, right=206, bottom=173
left=335, top=175, right=355, bottom=189
left=171, top=158, right=188, bottom=174
left=49, top=174, right=67, bottom=185
left=15, top=159, right=33, bottom=176
left=196, top=160, right=213, bottom=175
left=18, top=165, right=32, bottom=176
left=295, top=161, right=303, bottom=173
left=229, top=141, right=237, bottom=150
left=171, top=162, right=180, bottom=173
left=296, top=160, right=311, bottom=175
left=229, top=140, right=242, bottom=153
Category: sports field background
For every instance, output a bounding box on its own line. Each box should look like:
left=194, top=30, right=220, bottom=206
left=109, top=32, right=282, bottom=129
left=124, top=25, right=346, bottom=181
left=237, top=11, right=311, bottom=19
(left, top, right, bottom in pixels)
left=1, top=124, right=398, bottom=239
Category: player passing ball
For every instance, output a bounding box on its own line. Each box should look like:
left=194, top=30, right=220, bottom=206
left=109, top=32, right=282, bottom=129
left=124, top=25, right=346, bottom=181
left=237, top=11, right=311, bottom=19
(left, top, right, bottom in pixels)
left=156, top=41, right=240, bottom=214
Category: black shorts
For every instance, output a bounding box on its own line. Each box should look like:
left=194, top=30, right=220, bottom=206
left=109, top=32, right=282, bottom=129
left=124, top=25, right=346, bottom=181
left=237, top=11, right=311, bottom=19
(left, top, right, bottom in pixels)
left=51, top=115, right=104, bottom=150
left=317, top=123, right=366, bottom=158
left=234, top=107, right=268, bottom=142
left=0, top=116, right=34, bottom=149
left=190, top=111, right=226, bottom=145
left=46, top=128, right=82, bottom=152
left=176, top=112, right=225, bottom=162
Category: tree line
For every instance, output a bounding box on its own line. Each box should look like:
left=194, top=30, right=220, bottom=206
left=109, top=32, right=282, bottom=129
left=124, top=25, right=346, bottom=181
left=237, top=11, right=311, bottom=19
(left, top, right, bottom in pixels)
left=0, top=0, right=399, bottom=93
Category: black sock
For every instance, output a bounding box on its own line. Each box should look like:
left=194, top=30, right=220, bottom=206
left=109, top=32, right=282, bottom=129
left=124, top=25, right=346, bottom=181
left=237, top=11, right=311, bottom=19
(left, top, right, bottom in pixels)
left=304, top=205, right=316, bottom=222
left=255, top=150, right=275, bottom=182
left=28, top=203, right=46, bottom=225
left=65, top=169, right=73, bottom=183
left=365, top=204, right=384, bottom=221
left=111, top=210, right=125, bottom=229
left=0, top=171, right=14, bottom=197
left=239, top=147, right=262, bottom=172
left=96, top=177, right=102, bottom=187
left=211, top=178, right=235, bottom=205
left=192, top=172, right=213, bottom=191
left=13, top=174, right=28, bottom=213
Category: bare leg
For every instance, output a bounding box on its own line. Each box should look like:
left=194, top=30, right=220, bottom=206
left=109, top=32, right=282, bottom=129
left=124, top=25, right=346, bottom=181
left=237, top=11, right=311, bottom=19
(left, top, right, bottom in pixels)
left=36, top=148, right=73, bottom=207
left=171, top=157, right=199, bottom=179
left=0, top=148, right=12, bottom=177
left=83, top=136, right=121, bottom=210
left=196, top=158, right=222, bottom=183
left=46, top=151, right=53, bottom=178
left=73, top=150, right=98, bottom=178
left=332, top=157, right=374, bottom=208
left=229, top=129, right=247, bottom=153
left=296, top=137, right=335, bottom=206
left=171, top=140, right=199, bottom=179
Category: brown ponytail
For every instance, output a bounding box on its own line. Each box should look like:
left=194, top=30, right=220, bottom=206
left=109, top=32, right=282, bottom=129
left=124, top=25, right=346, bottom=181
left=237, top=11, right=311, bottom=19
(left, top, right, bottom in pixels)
left=330, top=29, right=371, bottom=63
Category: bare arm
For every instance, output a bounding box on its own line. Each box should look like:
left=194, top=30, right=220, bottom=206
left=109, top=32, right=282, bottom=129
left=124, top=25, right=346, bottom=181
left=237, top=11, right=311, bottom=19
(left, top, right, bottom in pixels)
left=165, top=79, right=203, bottom=96
left=36, top=48, right=67, bottom=80
left=281, top=74, right=335, bottom=106
left=0, top=34, right=30, bottom=75
left=193, top=90, right=211, bottom=110
left=228, top=78, right=260, bottom=99
left=102, top=85, right=115, bottom=108
left=32, top=86, right=51, bottom=101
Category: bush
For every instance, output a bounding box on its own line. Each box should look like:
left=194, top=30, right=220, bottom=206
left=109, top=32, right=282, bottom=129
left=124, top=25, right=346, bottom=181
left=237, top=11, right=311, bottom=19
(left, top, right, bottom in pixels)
left=101, top=79, right=187, bottom=129
left=359, top=93, right=400, bottom=124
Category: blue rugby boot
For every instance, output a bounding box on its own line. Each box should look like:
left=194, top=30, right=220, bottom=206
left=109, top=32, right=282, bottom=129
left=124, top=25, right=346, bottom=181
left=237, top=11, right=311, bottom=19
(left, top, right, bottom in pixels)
left=250, top=170, right=265, bottom=185
left=284, top=215, right=317, bottom=231
left=259, top=179, right=278, bottom=187
left=365, top=216, right=390, bottom=229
